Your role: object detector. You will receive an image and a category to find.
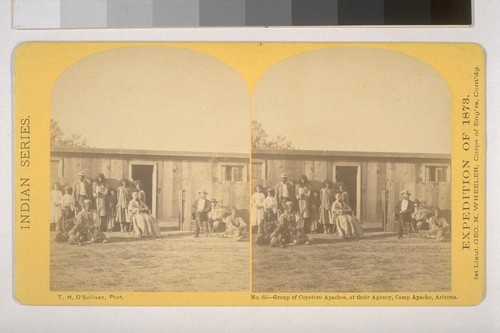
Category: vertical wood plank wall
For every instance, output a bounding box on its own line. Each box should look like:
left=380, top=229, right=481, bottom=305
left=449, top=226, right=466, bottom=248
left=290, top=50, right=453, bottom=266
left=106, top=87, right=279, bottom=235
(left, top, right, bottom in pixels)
left=253, top=156, right=451, bottom=231
left=51, top=154, right=250, bottom=226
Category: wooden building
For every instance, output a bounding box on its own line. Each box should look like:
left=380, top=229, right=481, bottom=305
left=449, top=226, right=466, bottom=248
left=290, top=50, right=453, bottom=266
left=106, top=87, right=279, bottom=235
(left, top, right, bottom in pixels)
left=252, top=149, right=451, bottom=231
left=51, top=147, right=250, bottom=229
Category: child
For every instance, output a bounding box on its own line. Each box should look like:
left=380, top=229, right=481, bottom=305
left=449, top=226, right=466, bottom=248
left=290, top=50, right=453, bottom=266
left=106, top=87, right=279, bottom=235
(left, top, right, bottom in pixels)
left=252, top=185, right=266, bottom=235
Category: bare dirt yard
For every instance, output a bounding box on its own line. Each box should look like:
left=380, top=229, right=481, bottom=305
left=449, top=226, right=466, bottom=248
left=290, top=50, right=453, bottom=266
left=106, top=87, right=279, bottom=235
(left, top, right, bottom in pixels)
left=50, top=229, right=249, bottom=292
left=252, top=231, right=450, bottom=293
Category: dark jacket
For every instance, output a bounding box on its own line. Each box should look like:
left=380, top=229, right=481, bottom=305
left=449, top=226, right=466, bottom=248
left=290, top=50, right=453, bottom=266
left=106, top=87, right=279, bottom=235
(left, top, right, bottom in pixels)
left=191, top=198, right=211, bottom=221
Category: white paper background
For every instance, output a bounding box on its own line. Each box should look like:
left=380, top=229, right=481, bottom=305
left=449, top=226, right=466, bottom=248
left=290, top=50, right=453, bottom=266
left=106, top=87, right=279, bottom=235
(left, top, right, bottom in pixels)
left=1, top=1, right=499, bottom=331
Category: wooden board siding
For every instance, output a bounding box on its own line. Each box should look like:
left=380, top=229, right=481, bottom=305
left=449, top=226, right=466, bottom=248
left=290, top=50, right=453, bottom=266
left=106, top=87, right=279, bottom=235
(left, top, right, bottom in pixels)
left=51, top=152, right=250, bottom=226
left=254, top=155, right=450, bottom=232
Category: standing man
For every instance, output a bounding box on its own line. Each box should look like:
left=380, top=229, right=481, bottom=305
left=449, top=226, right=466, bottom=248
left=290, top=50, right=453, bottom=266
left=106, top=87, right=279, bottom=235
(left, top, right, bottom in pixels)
left=73, top=171, right=92, bottom=211
left=275, top=173, right=295, bottom=214
left=191, top=189, right=211, bottom=237
left=395, top=190, right=415, bottom=238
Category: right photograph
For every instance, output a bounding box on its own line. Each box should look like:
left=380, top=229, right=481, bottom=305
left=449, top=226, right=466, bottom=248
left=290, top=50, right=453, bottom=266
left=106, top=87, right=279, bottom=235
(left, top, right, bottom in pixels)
left=251, top=47, right=451, bottom=293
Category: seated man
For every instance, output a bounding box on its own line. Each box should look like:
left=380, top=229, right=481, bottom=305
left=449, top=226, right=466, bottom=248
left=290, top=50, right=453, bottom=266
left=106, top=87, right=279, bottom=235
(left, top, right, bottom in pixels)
left=411, top=199, right=429, bottom=231
left=223, top=207, right=247, bottom=241
left=68, top=199, right=108, bottom=245
left=208, top=199, right=226, bottom=233
left=191, top=189, right=211, bottom=237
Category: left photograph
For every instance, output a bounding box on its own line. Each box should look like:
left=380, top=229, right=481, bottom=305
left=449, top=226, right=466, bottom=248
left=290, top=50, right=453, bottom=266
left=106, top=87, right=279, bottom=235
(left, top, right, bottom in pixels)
left=49, top=46, right=250, bottom=292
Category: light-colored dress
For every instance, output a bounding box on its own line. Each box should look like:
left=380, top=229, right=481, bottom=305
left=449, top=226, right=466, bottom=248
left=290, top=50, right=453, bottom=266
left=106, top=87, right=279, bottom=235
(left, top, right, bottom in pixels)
left=116, top=186, right=131, bottom=223
left=128, top=199, right=161, bottom=238
left=331, top=200, right=364, bottom=239
left=296, top=184, right=311, bottom=219
left=252, top=192, right=266, bottom=227
left=93, top=182, right=108, bottom=217
left=319, top=187, right=333, bottom=225
left=50, top=189, right=63, bottom=227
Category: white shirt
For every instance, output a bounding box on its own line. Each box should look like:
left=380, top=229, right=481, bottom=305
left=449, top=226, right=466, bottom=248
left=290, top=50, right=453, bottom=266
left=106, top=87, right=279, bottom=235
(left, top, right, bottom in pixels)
left=281, top=182, right=290, bottom=198
left=78, top=180, right=87, bottom=196
left=197, top=199, right=206, bottom=211
left=401, top=199, right=409, bottom=212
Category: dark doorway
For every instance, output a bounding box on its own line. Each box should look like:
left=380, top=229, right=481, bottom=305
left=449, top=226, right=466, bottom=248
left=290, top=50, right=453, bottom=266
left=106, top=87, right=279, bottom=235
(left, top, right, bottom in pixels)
left=336, top=166, right=358, bottom=215
left=131, top=164, right=154, bottom=212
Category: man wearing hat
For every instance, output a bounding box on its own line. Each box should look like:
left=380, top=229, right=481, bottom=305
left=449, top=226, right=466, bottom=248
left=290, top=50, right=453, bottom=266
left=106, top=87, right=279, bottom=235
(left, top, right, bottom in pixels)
left=395, top=190, right=415, bottom=238
left=275, top=173, right=296, bottom=214
left=191, top=189, right=211, bottom=237
left=411, top=199, right=428, bottom=231
left=208, top=198, right=225, bottom=232
left=73, top=171, right=93, bottom=210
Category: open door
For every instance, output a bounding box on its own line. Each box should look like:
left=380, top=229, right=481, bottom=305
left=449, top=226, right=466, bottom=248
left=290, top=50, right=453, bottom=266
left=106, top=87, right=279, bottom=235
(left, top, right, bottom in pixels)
left=334, top=164, right=361, bottom=219
left=129, top=162, right=157, bottom=218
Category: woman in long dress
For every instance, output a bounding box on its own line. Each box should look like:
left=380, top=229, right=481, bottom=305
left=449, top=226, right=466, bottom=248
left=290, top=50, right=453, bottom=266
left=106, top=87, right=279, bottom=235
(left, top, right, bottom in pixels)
left=252, top=185, right=266, bottom=235
left=106, top=188, right=118, bottom=232
left=116, top=178, right=131, bottom=232
left=93, top=173, right=108, bottom=231
left=50, top=182, right=63, bottom=232
left=331, top=192, right=364, bottom=239
left=310, top=190, right=320, bottom=233
left=296, top=175, right=311, bottom=233
left=319, top=180, right=334, bottom=234
left=128, top=191, right=161, bottom=238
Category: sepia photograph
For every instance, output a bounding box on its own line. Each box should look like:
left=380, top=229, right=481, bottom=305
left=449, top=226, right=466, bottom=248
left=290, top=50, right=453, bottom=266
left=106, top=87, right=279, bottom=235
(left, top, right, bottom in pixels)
left=251, top=47, right=452, bottom=293
left=49, top=46, right=250, bottom=292
left=14, top=42, right=483, bottom=306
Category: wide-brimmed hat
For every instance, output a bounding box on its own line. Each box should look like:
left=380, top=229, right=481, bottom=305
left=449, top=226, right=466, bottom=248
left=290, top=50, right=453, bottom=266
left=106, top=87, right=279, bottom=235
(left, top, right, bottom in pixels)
left=198, top=189, right=208, bottom=194
left=414, top=199, right=421, bottom=204
left=400, top=190, right=411, bottom=195
left=83, top=199, right=92, bottom=204
left=77, top=171, right=85, bottom=176
left=280, top=173, right=288, bottom=178
left=285, top=201, right=294, bottom=207
left=210, top=198, right=218, bottom=203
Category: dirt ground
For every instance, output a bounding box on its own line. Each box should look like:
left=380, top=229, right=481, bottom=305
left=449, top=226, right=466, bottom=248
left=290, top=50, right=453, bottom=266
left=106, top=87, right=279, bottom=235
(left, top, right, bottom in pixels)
left=50, top=230, right=249, bottom=292
left=252, top=231, right=451, bottom=293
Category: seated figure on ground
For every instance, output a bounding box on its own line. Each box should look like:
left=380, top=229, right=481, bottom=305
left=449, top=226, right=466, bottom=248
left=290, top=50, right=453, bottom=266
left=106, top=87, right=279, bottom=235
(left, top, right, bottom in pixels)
left=426, top=208, right=450, bottom=242
left=270, top=201, right=310, bottom=247
left=68, top=199, right=108, bottom=245
left=223, top=206, right=247, bottom=241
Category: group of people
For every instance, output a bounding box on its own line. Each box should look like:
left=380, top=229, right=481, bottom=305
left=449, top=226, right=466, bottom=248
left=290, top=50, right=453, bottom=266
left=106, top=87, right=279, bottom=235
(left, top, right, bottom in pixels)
left=395, top=190, right=450, bottom=241
left=252, top=174, right=364, bottom=247
left=50, top=171, right=161, bottom=245
left=191, top=189, right=247, bottom=241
